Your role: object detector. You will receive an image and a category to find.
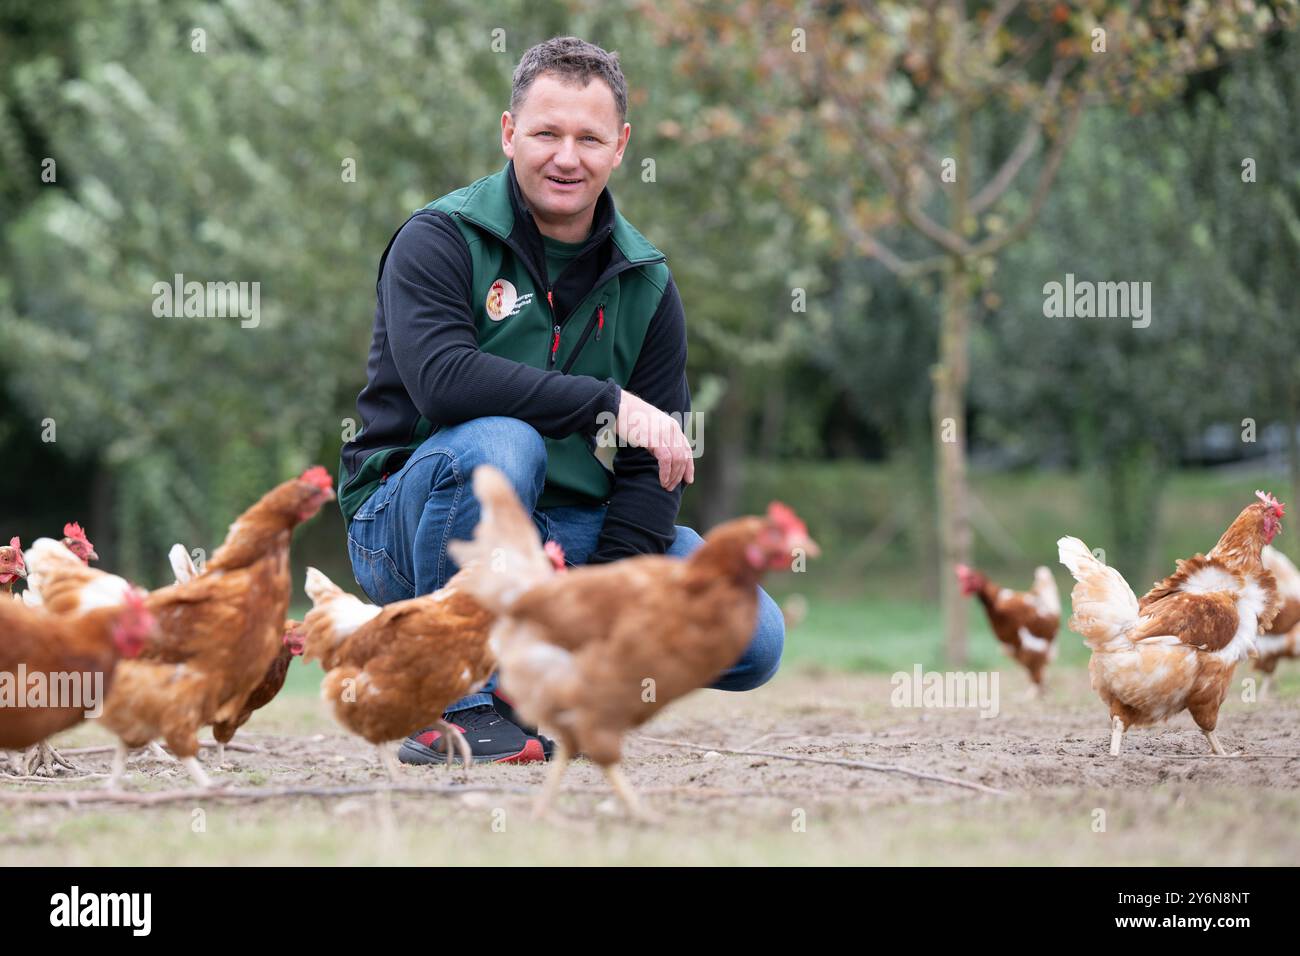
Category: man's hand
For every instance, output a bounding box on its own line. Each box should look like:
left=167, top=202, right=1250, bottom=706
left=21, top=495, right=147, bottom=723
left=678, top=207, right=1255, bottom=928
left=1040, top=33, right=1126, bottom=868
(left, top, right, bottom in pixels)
left=616, top=390, right=695, bottom=491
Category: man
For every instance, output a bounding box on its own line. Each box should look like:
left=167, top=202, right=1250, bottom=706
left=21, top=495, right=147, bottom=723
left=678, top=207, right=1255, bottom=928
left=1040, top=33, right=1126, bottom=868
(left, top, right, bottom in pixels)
left=338, top=36, right=784, bottom=764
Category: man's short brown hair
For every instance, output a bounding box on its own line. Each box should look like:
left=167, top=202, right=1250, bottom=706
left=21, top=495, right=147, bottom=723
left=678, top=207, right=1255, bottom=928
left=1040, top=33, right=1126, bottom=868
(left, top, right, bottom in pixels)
left=511, top=36, right=628, bottom=125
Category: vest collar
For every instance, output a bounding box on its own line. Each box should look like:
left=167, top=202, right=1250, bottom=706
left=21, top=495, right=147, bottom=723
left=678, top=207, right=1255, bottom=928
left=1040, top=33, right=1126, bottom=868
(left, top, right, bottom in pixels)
left=455, top=161, right=665, bottom=267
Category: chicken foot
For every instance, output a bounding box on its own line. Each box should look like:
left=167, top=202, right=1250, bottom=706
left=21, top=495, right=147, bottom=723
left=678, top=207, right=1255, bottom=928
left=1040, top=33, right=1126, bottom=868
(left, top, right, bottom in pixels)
left=376, top=743, right=401, bottom=782
left=180, top=755, right=212, bottom=788
left=148, top=741, right=175, bottom=763
left=1109, top=715, right=1125, bottom=756
left=107, top=740, right=128, bottom=791
left=1203, top=730, right=1237, bottom=756
left=22, top=741, right=82, bottom=776
left=435, top=719, right=473, bottom=769
left=107, top=740, right=212, bottom=789
left=531, top=741, right=570, bottom=820
left=603, top=765, right=661, bottom=824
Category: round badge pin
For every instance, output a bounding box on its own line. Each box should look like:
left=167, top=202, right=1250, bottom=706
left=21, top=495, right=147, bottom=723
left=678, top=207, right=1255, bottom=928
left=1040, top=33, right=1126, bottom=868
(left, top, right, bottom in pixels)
left=486, top=278, right=517, bottom=322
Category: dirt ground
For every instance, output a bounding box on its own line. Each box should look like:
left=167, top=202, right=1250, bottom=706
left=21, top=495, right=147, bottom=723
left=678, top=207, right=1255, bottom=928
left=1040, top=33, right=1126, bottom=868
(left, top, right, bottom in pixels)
left=2, top=666, right=1298, bottom=865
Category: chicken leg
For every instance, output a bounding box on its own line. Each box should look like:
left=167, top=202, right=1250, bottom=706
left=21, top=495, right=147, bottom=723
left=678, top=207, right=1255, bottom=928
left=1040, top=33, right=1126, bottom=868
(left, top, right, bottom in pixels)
left=376, top=743, right=401, bottom=782
left=107, top=739, right=129, bottom=791
left=603, top=765, right=660, bottom=823
left=532, top=741, right=570, bottom=820
left=435, top=719, right=472, bottom=769
left=1204, top=730, right=1229, bottom=756
left=1109, top=715, right=1125, bottom=756
left=181, top=755, right=212, bottom=788
left=148, top=741, right=174, bottom=762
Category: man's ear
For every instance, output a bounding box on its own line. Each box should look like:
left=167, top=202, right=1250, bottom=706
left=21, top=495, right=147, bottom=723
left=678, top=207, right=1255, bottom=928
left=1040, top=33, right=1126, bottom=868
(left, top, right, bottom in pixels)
left=611, top=122, right=631, bottom=168
left=501, top=111, right=516, bottom=159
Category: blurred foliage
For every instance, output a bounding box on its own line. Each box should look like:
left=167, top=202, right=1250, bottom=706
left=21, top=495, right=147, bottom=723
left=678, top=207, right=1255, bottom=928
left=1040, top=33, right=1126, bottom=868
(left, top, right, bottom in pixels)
left=0, top=0, right=1297, bottom=591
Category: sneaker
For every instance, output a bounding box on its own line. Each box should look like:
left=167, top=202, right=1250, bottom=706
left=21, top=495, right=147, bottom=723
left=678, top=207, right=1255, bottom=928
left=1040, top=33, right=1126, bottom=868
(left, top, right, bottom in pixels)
left=398, top=703, right=551, bottom=765
left=492, top=689, right=555, bottom=760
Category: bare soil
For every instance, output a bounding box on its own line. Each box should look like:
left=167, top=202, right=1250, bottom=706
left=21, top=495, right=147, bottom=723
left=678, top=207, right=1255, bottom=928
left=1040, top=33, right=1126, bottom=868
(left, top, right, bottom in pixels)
left=2, top=666, right=1298, bottom=865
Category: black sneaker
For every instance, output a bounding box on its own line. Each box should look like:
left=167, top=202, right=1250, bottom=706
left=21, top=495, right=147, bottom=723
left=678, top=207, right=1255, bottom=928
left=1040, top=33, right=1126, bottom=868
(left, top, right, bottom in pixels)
left=492, top=689, right=555, bottom=760
left=398, top=703, right=552, bottom=765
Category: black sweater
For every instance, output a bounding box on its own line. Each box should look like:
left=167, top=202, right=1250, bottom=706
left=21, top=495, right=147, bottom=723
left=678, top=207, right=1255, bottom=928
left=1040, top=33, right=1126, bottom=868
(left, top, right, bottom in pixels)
left=342, top=182, right=690, bottom=564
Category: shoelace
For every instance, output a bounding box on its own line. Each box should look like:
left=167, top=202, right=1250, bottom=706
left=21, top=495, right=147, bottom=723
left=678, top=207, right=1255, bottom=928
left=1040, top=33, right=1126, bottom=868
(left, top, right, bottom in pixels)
left=443, top=704, right=502, bottom=732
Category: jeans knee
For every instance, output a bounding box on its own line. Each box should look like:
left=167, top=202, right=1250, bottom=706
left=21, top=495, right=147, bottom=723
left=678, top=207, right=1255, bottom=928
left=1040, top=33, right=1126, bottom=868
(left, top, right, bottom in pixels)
left=716, top=589, right=785, bottom=691
left=444, top=417, right=547, bottom=504
left=747, top=591, right=786, bottom=688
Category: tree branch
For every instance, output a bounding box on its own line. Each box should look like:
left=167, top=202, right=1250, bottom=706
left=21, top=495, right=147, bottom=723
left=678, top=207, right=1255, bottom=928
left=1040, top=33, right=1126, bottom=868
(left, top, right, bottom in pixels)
left=969, top=84, right=1087, bottom=258
left=969, top=59, right=1070, bottom=215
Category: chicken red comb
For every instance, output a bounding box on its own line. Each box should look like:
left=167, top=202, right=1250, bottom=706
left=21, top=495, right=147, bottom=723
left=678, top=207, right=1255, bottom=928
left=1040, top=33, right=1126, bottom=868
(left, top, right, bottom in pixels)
left=1256, top=490, right=1285, bottom=518
left=766, top=501, right=807, bottom=536
left=543, top=539, right=567, bottom=573
left=7, top=536, right=19, bottom=551
left=299, top=466, right=334, bottom=492
left=63, top=522, right=89, bottom=544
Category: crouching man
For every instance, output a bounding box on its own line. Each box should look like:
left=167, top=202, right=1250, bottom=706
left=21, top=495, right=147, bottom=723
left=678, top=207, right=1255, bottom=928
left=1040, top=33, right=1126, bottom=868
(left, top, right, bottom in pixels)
left=337, top=36, right=783, bottom=764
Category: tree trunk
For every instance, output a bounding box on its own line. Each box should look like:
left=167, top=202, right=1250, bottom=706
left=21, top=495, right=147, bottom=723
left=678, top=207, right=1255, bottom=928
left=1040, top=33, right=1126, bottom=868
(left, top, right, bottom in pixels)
left=934, top=94, right=974, bottom=667
left=90, top=459, right=115, bottom=568
left=932, top=261, right=973, bottom=666
left=697, top=368, right=747, bottom=532
left=1289, top=376, right=1299, bottom=562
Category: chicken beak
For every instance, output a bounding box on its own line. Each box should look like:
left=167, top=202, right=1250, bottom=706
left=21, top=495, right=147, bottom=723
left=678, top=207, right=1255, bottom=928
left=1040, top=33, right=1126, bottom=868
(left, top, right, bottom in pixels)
left=792, top=533, right=820, bottom=559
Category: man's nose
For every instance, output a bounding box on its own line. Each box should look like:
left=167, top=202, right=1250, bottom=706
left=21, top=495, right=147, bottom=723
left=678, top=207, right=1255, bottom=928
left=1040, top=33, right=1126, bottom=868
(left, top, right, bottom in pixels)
left=553, top=137, right=580, bottom=168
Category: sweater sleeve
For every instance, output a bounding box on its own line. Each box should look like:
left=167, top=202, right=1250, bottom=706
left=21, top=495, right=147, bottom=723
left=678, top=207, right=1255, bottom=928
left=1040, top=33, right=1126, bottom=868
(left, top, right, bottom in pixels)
left=382, top=211, right=621, bottom=439
left=586, top=276, right=692, bottom=564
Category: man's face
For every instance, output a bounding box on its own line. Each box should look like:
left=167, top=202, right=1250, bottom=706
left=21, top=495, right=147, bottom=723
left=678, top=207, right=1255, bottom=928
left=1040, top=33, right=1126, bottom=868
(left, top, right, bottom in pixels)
left=502, top=72, right=630, bottom=237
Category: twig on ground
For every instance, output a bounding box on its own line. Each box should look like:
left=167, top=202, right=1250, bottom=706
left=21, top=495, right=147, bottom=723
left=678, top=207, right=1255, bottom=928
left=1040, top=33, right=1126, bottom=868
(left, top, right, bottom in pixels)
left=1126, top=753, right=1300, bottom=760
left=0, top=772, right=112, bottom=784
left=633, top=734, right=1007, bottom=795
left=0, top=782, right=533, bottom=806
left=56, top=741, right=263, bottom=757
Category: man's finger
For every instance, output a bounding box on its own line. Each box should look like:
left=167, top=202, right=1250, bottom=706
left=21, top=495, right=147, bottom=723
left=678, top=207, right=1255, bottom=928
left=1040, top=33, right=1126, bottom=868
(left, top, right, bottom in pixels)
left=656, top=446, right=672, bottom=489
left=667, top=451, right=685, bottom=492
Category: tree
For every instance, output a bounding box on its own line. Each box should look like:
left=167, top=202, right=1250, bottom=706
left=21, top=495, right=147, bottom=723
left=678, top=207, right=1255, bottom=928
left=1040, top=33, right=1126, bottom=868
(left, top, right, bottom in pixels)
left=644, top=0, right=1295, bottom=662
left=0, top=0, right=536, bottom=576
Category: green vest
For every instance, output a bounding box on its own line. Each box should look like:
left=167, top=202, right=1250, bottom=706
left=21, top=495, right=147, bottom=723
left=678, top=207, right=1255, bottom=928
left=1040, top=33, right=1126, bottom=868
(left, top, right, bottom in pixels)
left=338, top=163, right=670, bottom=520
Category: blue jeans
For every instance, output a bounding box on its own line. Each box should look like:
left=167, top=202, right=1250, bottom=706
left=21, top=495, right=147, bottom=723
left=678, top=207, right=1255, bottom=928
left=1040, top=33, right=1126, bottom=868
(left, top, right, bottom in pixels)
left=346, top=416, right=784, bottom=713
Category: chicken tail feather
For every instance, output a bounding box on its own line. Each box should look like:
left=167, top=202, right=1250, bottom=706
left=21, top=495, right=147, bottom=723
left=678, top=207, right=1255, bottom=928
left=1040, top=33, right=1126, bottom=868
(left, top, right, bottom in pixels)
left=169, top=543, right=199, bottom=584
left=446, top=465, right=555, bottom=613
left=1262, top=545, right=1300, bottom=602
left=305, top=566, right=344, bottom=607
left=1057, top=536, right=1140, bottom=649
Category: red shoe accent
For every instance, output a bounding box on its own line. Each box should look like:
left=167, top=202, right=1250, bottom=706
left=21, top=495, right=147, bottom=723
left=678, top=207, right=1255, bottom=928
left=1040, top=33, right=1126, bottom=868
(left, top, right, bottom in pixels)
left=414, top=723, right=464, bottom=747
left=495, top=738, right=545, bottom=763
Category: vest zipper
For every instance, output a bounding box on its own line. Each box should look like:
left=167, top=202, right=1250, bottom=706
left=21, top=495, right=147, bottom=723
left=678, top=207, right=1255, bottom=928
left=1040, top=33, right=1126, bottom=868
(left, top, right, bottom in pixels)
left=546, top=288, right=561, bottom=369
left=560, top=303, right=607, bottom=375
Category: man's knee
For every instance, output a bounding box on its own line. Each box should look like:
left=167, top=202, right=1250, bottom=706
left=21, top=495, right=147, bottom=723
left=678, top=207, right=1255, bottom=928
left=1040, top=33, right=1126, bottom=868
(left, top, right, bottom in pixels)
left=434, top=416, right=547, bottom=504
left=716, top=589, right=786, bottom=692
